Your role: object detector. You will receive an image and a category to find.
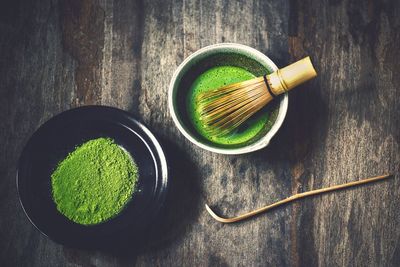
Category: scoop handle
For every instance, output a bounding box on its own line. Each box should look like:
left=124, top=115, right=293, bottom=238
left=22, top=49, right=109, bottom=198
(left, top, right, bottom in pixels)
left=267, top=56, right=317, bottom=96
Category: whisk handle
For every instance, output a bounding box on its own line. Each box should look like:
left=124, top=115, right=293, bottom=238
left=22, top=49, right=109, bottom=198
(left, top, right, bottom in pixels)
left=267, top=56, right=317, bottom=95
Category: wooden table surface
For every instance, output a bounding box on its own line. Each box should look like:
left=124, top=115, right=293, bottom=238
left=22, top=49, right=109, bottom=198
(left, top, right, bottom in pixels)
left=1, top=0, right=399, bottom=266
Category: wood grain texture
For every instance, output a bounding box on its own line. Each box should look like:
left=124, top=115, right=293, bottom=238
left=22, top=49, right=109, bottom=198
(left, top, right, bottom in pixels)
left=0, top=0, right=399, bottom=266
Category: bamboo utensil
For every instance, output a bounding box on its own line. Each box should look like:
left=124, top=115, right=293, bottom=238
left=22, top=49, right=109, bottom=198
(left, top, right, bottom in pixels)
left=206, top=174, right=392, bottom=223
left=197, top=56, right=317, bottom=136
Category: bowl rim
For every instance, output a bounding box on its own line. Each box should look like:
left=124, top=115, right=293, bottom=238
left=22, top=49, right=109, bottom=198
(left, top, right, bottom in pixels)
left=168, top=43, right=288, bottom=155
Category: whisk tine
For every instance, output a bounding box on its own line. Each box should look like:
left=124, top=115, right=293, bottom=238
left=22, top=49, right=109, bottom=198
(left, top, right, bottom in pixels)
left=198, top=83, right=260, bottom=105
left=204, top=89, right=266, bottom=122
left=207, top=94, right=271, bottom=135
left=198, top=82, right=273, bottom=136
left=200, top=85, right=265, bottom=117
left=198, top=77, right=265, bottom=100
left=202, top=95, right=272, bottom=136
left=199, top=84, right=261, bottom=113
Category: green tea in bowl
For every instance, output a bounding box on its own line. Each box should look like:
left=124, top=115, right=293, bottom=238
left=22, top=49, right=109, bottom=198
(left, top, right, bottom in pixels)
left=187, top=65, right=278, bottom=146
left=169, top=43, right=287, bottom=154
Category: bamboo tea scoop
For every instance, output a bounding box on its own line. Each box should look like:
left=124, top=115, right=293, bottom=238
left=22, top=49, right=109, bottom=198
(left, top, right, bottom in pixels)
left=206, top=174, right=392, bottom=223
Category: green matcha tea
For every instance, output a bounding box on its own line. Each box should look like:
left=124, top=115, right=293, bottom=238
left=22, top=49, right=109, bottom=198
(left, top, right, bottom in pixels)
left=187, top=65, right=278, bottom=145
left=51, top=137, right=138, bottom=225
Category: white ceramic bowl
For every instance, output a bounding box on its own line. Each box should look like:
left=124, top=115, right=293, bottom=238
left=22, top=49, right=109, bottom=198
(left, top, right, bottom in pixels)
left=168, top=43, right=288, bottom=154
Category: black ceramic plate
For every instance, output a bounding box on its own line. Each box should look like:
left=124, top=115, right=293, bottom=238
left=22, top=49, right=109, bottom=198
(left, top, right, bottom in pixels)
left=17, top=106, right=168, bottom=248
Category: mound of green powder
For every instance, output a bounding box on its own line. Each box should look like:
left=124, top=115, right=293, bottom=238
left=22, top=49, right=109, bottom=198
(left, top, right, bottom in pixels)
left=51, top=137, right=138, bottom=225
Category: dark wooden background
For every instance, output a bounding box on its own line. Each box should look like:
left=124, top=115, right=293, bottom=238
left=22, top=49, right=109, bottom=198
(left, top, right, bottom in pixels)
left=1, top=0, right=399, bottom=266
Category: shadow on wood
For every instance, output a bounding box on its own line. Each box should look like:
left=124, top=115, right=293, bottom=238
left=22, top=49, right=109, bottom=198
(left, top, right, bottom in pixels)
left=95, top=135, right=201, bottom=260
left=145, top=136, right=201, bottom=249
left=250, top=75, right=328, bottom=175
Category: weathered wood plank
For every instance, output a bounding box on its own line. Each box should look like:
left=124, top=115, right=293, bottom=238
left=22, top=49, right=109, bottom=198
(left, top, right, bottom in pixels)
left=286, top=0, right=400, bottom=266
left=0, top=0, right=399, bottom=266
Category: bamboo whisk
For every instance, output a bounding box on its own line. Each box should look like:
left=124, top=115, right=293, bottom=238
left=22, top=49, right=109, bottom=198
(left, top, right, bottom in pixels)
left=197, top=57, right=317, bottom=136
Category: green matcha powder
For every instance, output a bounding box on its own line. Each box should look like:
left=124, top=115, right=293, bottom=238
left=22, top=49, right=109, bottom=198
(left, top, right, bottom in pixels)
left=51, top=137, right=139, bottom=225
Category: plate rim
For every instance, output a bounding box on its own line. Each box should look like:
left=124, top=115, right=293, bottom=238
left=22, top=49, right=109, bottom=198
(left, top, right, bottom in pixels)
left=16, top=105, right=169, bottom=246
